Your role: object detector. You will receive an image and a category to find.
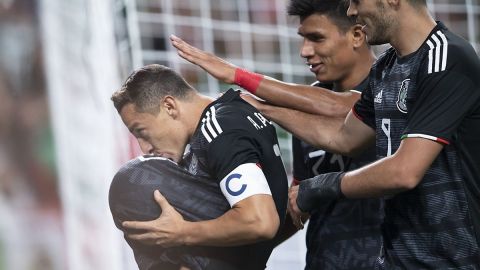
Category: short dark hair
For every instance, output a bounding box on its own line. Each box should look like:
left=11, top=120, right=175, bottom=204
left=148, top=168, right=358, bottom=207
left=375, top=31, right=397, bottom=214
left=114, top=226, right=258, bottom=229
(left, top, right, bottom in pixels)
left=287, top=0, right=355, bottom=33
left=111, top=64, right=195, bottom=114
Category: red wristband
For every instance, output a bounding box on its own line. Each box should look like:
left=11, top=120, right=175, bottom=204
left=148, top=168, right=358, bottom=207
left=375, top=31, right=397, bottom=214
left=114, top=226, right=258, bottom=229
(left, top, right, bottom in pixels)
left=234, top=68, right=263, bottom=94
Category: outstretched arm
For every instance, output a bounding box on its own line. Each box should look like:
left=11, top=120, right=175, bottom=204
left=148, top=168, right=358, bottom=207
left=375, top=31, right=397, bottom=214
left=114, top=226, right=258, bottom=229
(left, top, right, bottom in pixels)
left=289, top=137, right=443, bottom=216
left=241, top=94, right=374, bottom=156
left=170, top=34, right=359, bottom=117
left=123, top=191, right=279, bottom=247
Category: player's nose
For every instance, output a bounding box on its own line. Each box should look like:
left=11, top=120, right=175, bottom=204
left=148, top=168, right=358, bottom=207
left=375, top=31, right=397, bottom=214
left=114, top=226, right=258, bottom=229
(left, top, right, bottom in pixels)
left=300, top=40, right=314, bottom=59
left=347, top=2, right=358, bottom=17
left=138, top=139, right=154, bottom=154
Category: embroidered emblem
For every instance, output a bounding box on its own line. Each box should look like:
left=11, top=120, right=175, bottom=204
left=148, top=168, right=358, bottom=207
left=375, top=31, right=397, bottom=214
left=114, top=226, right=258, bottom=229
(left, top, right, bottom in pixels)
left=397, top=79, right=410, bottom=113
left=374, top=90, right=383, bottom=103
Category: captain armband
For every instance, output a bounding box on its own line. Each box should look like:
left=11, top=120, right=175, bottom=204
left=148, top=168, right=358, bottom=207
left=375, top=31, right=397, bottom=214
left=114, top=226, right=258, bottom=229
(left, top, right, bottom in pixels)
left=219, top=163, right=271, bottom=207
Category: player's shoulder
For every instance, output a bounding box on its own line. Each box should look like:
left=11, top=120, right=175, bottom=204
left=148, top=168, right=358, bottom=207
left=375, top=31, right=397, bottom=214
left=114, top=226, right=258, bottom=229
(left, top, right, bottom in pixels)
left=421, top=25, right=480, bottom=78
left=199, top=89, right=271, bottom=143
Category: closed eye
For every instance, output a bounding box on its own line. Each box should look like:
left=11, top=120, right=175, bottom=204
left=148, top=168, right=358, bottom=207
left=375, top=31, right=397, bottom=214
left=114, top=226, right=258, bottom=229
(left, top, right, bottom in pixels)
left=305, top=33, right=325, bottom=42
left=133, top=128, right=145, bottom=138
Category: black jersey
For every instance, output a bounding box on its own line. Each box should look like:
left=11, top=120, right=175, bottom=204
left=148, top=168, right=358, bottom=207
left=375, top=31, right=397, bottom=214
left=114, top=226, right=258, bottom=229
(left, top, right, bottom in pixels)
left=181, top=88, right=289, bottom=270
left=353, top=22, right=480, bottom=268
left=292, top=81, right=383, bottom=270
left=109, top=156, right=243, bottom=270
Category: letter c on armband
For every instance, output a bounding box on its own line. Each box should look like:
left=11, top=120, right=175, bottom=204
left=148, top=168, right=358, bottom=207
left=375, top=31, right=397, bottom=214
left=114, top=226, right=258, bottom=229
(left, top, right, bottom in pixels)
left=225, top=173, right=247, bottom=196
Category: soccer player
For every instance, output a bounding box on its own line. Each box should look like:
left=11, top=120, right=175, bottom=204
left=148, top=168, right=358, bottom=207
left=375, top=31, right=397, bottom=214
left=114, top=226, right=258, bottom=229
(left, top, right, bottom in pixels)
left=110, top=155, right=265, bottom=270
left=111, top=64, right=288, bottom=270
left=286, top=1, right=382, bottom=269
left=171, top=0, right=384, bottom=268
left=286, top=1, right=480, bottom=268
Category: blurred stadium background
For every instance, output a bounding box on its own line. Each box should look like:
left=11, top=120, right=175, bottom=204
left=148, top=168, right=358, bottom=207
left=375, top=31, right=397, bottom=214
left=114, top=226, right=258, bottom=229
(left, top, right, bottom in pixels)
left=0, top=0, right=478, bottom=269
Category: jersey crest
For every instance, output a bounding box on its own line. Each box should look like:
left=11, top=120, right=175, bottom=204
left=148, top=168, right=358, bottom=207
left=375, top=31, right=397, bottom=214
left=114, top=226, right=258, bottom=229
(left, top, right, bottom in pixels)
left=397, top=79, right=409, bottom=113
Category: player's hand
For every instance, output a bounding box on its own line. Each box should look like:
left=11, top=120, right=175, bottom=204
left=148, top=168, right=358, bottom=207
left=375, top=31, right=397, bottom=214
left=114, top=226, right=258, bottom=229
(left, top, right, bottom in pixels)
left=122, top=190, right=189, bottom=247
left=287, top=200, right=309, bottom=230
left=170, top=34, right=236, bottom=84
left=288, top=185, right=309, bottom=229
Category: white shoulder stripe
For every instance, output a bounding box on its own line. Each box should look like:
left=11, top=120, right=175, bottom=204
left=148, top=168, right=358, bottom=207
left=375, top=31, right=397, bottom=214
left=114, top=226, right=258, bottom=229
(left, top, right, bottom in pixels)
left=201, top=121, right=212, bottom=142
left=427, top=31, right=448, bottom=74
left=426, top=40, right=434, bottom=74
left=437, top=31, right=448, bottom=71
left=200, top=106, right=223, bottom=143
left=205, top=111, right=218, bottom=138
left=210, top=106, right=223, bottom=133
left=432, top=34, right=442, bottom=72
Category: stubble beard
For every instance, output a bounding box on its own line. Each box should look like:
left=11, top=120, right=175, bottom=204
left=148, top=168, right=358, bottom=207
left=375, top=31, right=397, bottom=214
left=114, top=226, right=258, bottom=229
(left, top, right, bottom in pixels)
left=366, top=1, right=393, bottom=45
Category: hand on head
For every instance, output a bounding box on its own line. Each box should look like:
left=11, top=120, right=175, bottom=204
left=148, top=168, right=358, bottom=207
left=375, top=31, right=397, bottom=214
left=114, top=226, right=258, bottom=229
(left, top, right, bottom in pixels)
left=170, top=34, right=237, bottom=84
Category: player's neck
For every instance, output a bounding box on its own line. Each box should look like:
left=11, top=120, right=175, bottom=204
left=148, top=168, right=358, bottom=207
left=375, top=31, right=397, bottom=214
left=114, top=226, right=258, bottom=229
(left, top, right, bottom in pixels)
left=390, top=8, right=436, bottom=57
left=334, top=50, right=376, bottom=92
left=186, top=93, right=215, bottom=138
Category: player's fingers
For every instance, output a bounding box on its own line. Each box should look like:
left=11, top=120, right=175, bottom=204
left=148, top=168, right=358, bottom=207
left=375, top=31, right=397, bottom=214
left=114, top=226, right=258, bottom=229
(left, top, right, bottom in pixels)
left=288, top=204, right=304, bottom=230
left=298, top=220, right=304, bottom=230
left=172, top=42, right=202, bottom=64
left=122, top=220, right=154, bottom=230
left=292, top=215, right=304, bottom=230
left=128, top=232, right=174, bottom=247
left=170, top=34, right=192, bottom=50
left=176, top=49, right=191, bottom=61
left=127, top=232, right=158, bottom=244
left=288, top=197, right=302, bottom=218
left=170, top=35, right=192, bottom=54
left=170, top=34, right=181, bottom=42
left=170, top=34, right=197, bottom=55
left=154, top=190, right=174, bottom=212
left=170, top=34, right=191, bottom=50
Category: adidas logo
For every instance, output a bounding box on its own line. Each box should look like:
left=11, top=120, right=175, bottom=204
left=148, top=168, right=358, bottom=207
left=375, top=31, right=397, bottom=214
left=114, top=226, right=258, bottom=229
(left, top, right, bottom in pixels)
left=374, top=90, right=383, bottom=103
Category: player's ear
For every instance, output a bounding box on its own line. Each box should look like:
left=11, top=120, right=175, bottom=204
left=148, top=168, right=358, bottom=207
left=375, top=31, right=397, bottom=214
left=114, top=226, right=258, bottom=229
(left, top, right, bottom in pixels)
left=387, top=0, right=400, bottom=9
left=350, top=24, right=366, bottom=49
left=163, top=96, right=179, bottom=118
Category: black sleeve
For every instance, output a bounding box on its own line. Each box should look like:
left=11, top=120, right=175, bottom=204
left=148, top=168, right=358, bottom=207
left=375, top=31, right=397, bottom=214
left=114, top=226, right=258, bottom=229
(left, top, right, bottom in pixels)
left=352, top=76, right=376, bottom=129
left=206, top=129, right=261, bottom=182
left=292, top=137, right=309, bottom=181
left=403, top=52, right=480, bottom=144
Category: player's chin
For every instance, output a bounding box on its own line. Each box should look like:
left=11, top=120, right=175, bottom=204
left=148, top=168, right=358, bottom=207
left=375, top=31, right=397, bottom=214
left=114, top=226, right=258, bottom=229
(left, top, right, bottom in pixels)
left=154, top=152, right=179, bottom=163
left=315, top=73, right=336, bottom=84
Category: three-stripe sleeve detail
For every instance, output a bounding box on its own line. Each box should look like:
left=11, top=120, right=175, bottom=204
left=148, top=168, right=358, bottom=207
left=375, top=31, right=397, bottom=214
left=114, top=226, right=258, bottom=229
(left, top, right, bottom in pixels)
left=427, top=30, right=449, bottom=74
left=201, top=106, right=223, bottom=143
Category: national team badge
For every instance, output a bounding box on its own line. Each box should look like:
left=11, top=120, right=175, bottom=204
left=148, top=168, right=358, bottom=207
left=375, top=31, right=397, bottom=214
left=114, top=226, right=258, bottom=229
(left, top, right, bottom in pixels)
left=397, top=79, right=410, bottom=113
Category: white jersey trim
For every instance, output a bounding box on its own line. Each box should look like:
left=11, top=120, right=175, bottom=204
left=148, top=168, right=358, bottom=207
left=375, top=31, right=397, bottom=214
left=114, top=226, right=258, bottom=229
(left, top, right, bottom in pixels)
left=401, top=133, right=450, bottom=145
left=350, top=89, right=362, bottom=94
left=219, top=163, right=272, bottom=207
left=137, top=155, right=178, bottom=165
